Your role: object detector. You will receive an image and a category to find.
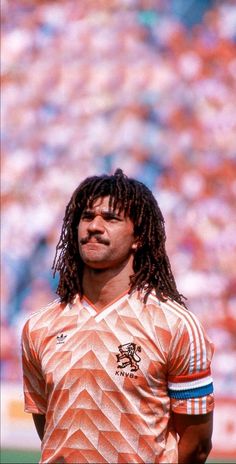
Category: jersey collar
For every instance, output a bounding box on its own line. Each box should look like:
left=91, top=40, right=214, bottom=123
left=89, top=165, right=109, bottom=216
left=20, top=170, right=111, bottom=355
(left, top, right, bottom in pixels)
left=80, top=290, right=130, bottom=322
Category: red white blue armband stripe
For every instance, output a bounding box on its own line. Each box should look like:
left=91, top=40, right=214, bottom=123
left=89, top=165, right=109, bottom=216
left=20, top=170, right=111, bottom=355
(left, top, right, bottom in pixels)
left=168, top=369, right=214, bottom=399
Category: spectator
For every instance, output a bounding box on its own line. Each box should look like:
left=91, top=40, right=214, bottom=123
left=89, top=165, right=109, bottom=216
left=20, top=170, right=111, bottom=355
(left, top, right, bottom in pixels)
left=1, top=0, right=236, bottom=402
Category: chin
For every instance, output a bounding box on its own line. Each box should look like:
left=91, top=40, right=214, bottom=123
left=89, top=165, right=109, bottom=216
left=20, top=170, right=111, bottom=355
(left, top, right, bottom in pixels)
left=87, top=264, right=109, bottom=272
left=83, top=257, right=109, bottom=269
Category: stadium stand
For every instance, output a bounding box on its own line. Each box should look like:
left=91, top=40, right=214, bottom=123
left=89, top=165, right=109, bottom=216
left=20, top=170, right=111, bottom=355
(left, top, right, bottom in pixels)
left=1, top=0, right=236, bottom=408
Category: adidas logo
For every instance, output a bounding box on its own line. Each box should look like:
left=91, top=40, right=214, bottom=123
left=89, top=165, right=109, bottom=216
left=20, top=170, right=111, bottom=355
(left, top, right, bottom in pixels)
left=56, top=333, right=67, bottom=344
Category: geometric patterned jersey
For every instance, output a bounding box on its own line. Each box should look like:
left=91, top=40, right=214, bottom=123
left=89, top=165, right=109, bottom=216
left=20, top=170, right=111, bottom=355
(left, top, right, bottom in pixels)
left=21, top=291, right=214, bottom=464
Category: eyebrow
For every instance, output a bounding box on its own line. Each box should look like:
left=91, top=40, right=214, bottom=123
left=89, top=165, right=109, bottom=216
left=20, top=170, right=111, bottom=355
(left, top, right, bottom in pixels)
left=82, top=209, right=122, bottom=219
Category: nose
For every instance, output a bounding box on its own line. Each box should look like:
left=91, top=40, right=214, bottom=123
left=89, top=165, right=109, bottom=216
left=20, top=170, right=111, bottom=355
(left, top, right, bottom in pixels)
left=87, top=215, right=105, bottom=233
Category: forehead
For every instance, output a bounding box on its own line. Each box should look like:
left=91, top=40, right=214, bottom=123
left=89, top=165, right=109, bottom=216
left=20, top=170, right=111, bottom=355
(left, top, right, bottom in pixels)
left=86, top=196, right=121, bottom=212
left=89, top=196, right=110, bottom=209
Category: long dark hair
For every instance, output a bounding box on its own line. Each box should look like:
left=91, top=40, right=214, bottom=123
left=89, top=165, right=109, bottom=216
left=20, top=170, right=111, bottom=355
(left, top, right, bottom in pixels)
left=52, top=169, right=186, bottom=306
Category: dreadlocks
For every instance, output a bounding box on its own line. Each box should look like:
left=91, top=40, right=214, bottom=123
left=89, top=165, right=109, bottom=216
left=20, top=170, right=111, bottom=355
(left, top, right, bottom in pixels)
left=52, top=169, right=187, bottom=307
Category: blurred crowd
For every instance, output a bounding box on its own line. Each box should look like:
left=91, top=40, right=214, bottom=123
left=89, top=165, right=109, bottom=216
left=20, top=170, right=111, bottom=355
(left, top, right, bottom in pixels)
left=1, top=0, right=236, bottom=399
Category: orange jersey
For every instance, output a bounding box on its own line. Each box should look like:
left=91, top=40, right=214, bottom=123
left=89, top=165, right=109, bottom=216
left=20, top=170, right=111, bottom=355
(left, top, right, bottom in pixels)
left=21, top=292, right=214, bottom=463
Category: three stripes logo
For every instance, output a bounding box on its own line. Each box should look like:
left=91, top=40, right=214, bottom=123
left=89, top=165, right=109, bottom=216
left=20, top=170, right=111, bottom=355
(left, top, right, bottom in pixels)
left=56, top=333, right=67, bottom=344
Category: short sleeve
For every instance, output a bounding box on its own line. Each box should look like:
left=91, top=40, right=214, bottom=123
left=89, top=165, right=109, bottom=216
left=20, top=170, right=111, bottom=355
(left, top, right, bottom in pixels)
left=167, top=311, right=215, bottom=415
left=21, top=320, right=47, bottom=414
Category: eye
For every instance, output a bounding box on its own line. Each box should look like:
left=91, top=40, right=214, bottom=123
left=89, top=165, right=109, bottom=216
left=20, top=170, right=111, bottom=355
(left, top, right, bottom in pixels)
left=81, top=211, right=94, bottom=221
left=103, top=213, right=122, bottom=222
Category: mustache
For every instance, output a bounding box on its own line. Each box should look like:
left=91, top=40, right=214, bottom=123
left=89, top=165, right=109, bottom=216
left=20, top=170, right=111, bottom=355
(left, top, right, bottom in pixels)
left=80, top=234, right=110, bottom=246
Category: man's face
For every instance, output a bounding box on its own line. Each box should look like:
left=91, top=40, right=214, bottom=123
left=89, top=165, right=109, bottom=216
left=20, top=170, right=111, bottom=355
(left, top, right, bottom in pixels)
left=78, top=196, right=137, bottom=270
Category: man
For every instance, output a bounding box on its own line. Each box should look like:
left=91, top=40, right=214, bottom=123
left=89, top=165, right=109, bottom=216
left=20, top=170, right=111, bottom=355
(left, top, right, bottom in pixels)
left=22, top=169, right=214, bottom=464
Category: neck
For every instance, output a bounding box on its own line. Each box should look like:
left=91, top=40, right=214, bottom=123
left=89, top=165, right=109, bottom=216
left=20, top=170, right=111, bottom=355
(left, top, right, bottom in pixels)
left=82, top=260, right=134, bottom=311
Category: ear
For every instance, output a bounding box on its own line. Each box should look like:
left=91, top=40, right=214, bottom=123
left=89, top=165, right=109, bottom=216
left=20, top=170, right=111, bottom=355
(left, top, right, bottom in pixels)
left=131, top=239, right=140, bottom=251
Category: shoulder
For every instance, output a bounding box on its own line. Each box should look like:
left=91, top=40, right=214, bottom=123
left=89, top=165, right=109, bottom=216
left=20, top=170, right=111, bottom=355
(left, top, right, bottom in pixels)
left=21, top=298, right=68, bottom=353
left=146, top=293, right=204, bottom=337
left=146, top=292, right=189, bottom=321
left=131, top=291, right=211, bottom=340
left=22, top=298, right=64, bottom=334
left=149, top=295, right=214, bottom=360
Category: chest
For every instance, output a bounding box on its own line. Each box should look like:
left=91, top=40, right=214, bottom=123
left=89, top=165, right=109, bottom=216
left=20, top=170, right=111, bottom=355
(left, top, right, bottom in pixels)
left=40, top=307, right=169, bottom=399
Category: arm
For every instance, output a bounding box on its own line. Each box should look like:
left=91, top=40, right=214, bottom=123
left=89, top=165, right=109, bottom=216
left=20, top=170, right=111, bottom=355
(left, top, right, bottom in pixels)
left=32, top=413, right=46, bottom=441
left=172, top=411, right=213, bottom=464
left=167, top=310, right=215, bottom=462
left=21, top=320, right=47, bottom=425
